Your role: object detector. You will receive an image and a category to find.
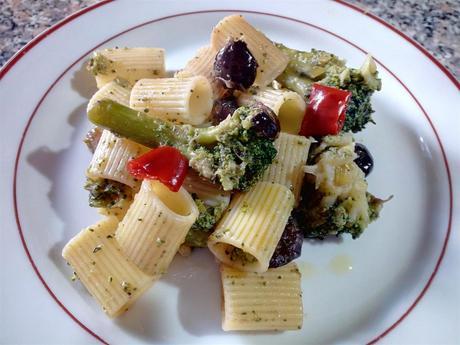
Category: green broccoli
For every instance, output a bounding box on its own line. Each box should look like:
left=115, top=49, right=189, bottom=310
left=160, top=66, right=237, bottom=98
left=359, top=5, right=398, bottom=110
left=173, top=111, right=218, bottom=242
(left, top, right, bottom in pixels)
left=84, top=177, right=132, bottom=208
left=341, top=72, right=375, bottom=133
left=184, top=195, right=227, bottom=248
left=276, top=44, right=381, bottom=133
left=294, top=134, right=385, bottom=239
left=88, top=100, right=278, bottom=191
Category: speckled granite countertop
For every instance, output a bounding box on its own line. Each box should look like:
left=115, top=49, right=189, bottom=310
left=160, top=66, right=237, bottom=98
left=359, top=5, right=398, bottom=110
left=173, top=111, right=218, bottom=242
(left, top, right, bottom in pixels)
left=0, top=0, right=458, bottom=79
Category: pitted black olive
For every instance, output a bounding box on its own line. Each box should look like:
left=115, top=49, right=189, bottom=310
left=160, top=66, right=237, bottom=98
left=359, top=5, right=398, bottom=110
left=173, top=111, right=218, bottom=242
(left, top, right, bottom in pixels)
left=269, top=216, right=303, bottom=268
left=213, top=39, right=258, bottom=91
left=354, top=143, right=374, bottom=176
left=211, top=97, right=239, bottom=125
left=251, top=104, right=280, bottom=140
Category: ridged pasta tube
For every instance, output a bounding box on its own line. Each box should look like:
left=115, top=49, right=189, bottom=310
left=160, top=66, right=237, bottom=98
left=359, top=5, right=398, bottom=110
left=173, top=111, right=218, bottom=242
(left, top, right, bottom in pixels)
left=238, top=88, right=306, bottom=134
left=87, top=79, right=132, bottom=112
left=130, top=76, right=213, bottom=125
left=208, top=182, right=294, bottom=273
left=116, top=180, right=199, bottom=276
left=176, top=46, right=217, bottom=81
left=211, top=15, right=289, bottom=86
left=87, top=129, right=147, bottom=188
left=62, top=217, right=153, bottom=318
left=262, top=133, right=311, bottom=204
left=88, top=47, right=166, bottom=88
left=220, top=262, right=303, bottom=331
left=98, top=197, right=133, bottom=220
left=86, top=79, right=147, bottom=189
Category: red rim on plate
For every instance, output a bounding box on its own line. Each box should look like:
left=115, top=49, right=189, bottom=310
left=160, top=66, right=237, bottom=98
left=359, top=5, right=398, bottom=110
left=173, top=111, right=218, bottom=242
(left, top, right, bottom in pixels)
left=3, top=2, right=455, bottom=344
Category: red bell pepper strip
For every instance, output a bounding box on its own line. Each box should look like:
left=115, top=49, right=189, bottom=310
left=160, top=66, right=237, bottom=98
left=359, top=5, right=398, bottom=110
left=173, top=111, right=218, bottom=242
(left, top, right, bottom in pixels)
left=299, top=83, right=351, bottom=137
left=127, top=146, right=188, bottom=192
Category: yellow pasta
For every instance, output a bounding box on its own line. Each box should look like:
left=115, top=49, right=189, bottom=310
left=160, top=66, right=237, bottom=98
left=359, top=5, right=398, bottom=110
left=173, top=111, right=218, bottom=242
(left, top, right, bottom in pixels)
left=176, top=45, right=217, bottom=81
left=208, top=182, right=294, bottom=273
left=116, top=180, right=199, bottom=277
left=262, top=133, right=311, bottom=204
left=211, top=15, right=289, bottom=86
left=97, top=196, right=133, bottom=221
left=129, top=76, right=213, bottom=125
left=88, top=47, right=166, bottom=88
left=87, top=78, right=131, bottom=112
left=62, top=217, right=153, bottom=318
left=86, top=129, right=147, bottom=188
left=221, top=262, right=303, bottom=331
left=86, top=79, right=147, bottom=189
left=238, top=87, right=306, bottom=134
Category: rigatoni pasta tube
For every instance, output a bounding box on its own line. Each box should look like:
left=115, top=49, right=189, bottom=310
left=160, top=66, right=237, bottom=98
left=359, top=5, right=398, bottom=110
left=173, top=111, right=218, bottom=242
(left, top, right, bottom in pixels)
left=176, top=46, right=217, bottom=81
left=98, top=197, right=133, bottom=221
left=130, top=76, right=213, bottom=125
left=262, top=133, right=311, bottom=204
left=211, top=15, right=289, bottom=86
left=86, top=79, right=147, bottom=188
left=220, top=262, right=303, bottom=331
left=116, top=180, right=199, bottom=276
left=87, top=79, right=132, bottom=112
left=238, top=88, right=306, bottom=134
left=208, top=182, right=294, bottom=273
left=88, top=47, right=166, bottom=88
left=87, top=129, right=147, bottom=189
left=62, top=217, right=153, bottom=318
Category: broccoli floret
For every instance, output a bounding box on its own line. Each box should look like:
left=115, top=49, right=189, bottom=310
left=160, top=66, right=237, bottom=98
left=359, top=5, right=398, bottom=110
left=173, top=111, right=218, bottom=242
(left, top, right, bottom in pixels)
left=340, top=70, right=376, bottom=133
left=233, top=136, right=278, bottom=191
left=184, top=196, right=227, bottom=247
left=295, top=187, right=384, bottom=239
left=88, top=100, right=278, bottom=191
left=295, top=134, right=385, bottom=239
left=84, top=177, right=132, bottom=208
left=276, top=44, right=381, bottom=133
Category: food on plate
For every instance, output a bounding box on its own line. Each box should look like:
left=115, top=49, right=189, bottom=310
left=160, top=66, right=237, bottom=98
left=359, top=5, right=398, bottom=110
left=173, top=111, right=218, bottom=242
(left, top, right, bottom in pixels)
left=208, top=181, right=295, bottom=273
left=214, top=39, right=258, bottom=91
left=87, top=47, right=166, bottom=88
left=211, top=14, right=289, bottom=86
left=115, top=179, right=199, bottom=276
left=88, top=99, right=279, bottom=191
left=62, top=217, right=153, bottom=317
left=220, top=262, right=303, bottom=331
left=276, top=44, right=381, bottom=133
left=269, top=216, right=304, bottom=268
left=63, top=14, right=387, bottom=331
left=130, top=76, right=213, bottom=125
left=295, top=134, right=385, bottom=239
left=238, top=87, right=306, bottom=134
left=354, top=142, right=374, bottom=176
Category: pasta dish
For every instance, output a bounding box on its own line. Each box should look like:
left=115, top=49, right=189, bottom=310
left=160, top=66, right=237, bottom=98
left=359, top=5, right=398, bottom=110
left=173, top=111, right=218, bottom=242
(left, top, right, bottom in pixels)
left=62, top=14, right=386, bottom=332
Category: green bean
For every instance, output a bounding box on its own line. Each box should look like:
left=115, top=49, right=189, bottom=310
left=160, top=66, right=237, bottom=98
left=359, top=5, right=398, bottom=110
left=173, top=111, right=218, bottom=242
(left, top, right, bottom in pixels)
left=87, top=99, right=190, bottom=152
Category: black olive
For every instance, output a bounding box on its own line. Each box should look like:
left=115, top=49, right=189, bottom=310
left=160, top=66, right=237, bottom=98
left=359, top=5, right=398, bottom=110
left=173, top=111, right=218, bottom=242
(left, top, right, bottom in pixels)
left=269, top=216, right=303, bottom=268
left=354, top=143, right=374, bottom=176
left=213, top=39, right=258, bottom=91
left=250, top=103, right=280, bottom=140
left=211, top=96, right=239, bottom=125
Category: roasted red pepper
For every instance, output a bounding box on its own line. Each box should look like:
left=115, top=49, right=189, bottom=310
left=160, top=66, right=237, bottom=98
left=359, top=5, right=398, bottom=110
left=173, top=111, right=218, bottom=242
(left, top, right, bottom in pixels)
left=127, top=146, right=188, bottom=192
left=299, top=83, right=351, bottom=137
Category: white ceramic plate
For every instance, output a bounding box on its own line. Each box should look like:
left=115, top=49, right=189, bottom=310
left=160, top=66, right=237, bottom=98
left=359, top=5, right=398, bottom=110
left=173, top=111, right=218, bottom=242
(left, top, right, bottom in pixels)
left=1, top=1, right=459, bottom=344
